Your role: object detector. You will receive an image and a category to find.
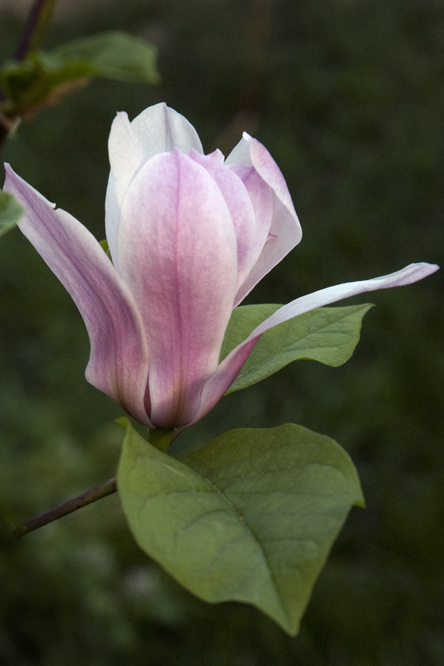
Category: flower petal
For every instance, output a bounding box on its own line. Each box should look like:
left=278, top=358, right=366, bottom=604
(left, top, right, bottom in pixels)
left=247, top=263, right=440, bottom=341
left=106, top=112, right=146, bottom=263
left=130, top=102, right=203, bottom=158
left=4, top=165, right=152, bottom=426
left=188, top=149, right=260, bottom=292
left=117, top=149, right=238, bottom=428
left=108, top=111, right=145, bottom=206
left=192, top=262, right=439, bottom=425
left=105, top=105, right=204, bottom=269
left=228, top=164, right=274, bottom=305
left=104, top=171, right=121, bottom=269
left=227, top=134, right=302, bottom=303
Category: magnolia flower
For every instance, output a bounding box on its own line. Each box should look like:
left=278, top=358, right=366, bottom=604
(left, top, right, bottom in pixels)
left=4, top=103, right=438, bottom=429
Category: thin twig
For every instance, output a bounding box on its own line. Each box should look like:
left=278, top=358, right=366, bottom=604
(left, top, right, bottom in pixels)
left=0, top=122, right=8, bottom=154
left=15, top=0, right=58, bottom=61
left=8, top=476, right=117, bottom=544
left=0, top=0, right=58, bottom=154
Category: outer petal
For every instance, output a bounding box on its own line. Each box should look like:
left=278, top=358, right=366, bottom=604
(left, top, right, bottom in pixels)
left=117, top=149, right=238, bottom=428
left=191, top=262, right=439, bottom=425
left=227, top=133, right=302, bottom=304
left=4, top=165, right=152, bottom=426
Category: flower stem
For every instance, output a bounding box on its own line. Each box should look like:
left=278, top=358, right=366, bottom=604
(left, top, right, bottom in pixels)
left=14, top=0, right=59, bottom=61
left=8, top=476, right=117, bottom=544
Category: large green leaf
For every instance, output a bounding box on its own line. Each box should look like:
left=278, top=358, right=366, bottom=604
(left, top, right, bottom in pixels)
left=0, top=190, right=23, bottom=237
left=220, top=304, right=373, bottom=394
left=0, top=31, right=159, bottom=116
left=118, top=421, right=363, bottom=635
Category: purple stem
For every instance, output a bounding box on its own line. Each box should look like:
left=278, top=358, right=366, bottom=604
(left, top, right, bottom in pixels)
left=15, top=0, right=53, bottom=61
left=8, top=477, right=118, bottom=543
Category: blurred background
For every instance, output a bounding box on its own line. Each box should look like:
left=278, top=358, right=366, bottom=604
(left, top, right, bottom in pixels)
left=0, top=0, right=443, bottom=663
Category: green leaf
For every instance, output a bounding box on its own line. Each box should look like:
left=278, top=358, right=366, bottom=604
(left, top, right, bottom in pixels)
left=0, top=190, right=23, bottom=237
left=221, top=304, right=373, bottom=394
left=0, top=53, right=89, bottom=114
left=118, top=421, right=363, bottom=635
left=0, top=31, right=159, bottom=117
left=51, top=31, right=160, bottom=83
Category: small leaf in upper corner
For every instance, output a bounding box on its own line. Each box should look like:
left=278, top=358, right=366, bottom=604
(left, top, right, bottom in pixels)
left=0, top=31, right=159, bottom=119
left=51, top=31, right=160, bottom=84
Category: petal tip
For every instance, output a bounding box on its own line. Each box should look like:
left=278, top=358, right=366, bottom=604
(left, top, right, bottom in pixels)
left=3, top=163, right=20, bottom=193
left=3, top=162, right=13, bottom=181
left=404, top=262, right=440, bottom=281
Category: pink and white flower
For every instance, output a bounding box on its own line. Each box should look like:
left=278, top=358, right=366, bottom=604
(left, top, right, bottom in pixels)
left=4, top=104, right=438, bottom=428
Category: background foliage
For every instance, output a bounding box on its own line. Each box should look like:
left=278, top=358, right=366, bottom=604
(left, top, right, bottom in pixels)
left=0, top=0, right=443, bottom=664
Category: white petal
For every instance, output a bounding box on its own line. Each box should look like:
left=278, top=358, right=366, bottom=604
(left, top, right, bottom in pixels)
left=190, top=262, right=439, bottom=425
left=106, top=112, right=146, bottom=264
left=247, top=263, right=440, bottom=341
left=130, top=103, right=203, bottom=158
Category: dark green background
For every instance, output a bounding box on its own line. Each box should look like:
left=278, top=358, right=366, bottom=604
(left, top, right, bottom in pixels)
left=0, top=0, right=443, bottom=664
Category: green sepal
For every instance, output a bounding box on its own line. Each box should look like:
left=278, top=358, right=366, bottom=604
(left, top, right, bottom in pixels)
left=147, top=428, right=175, bottom=453
left=118, top=421, right=363, bottom=635
left=0, top=190, right=24, bottom=237
left=99, top=239, right=111, bottom=260
left=220, top=304, right=373, bottom=394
